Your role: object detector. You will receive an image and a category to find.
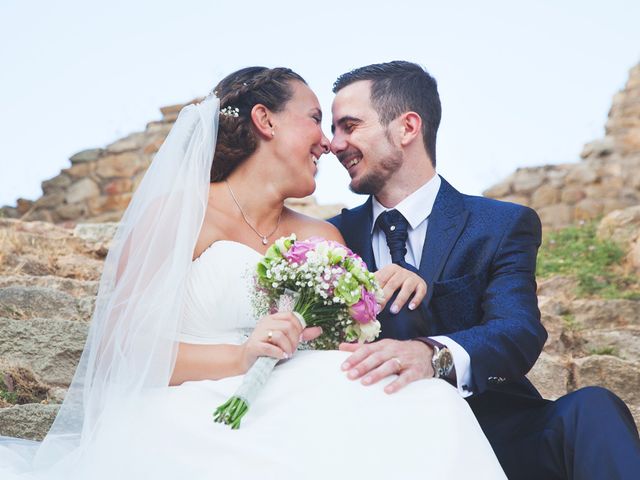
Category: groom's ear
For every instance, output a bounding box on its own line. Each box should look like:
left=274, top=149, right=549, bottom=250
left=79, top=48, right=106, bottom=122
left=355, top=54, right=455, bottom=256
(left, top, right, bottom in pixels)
left=250, top=104, right=275, bottom=139
left=398, top=112, right=422, bottom=147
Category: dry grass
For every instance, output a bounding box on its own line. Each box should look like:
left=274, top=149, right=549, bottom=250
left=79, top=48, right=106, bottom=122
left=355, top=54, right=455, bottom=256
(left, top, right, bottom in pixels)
left=0, top=228, right=27, bottom=256
left=0, top=221, right=103, bottom=279
left=0, top=366, right=50, bottom=405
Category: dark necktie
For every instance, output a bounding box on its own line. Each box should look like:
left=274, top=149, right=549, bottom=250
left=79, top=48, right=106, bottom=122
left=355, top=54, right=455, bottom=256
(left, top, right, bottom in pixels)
left=376, top=209, right=423, bottom=339
left=376, top=209, right=416, bottom=271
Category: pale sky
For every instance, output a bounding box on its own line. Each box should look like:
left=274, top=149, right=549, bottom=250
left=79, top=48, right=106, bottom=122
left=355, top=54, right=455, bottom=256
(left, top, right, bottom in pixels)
left=1, top=0, right=639, bottom=209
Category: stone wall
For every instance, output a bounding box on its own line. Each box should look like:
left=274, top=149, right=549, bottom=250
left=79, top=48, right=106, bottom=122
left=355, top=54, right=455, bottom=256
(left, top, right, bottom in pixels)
left=484, top=62, right=640, bottom=228
left=1, top=214, right=639, bottom=440
left=1, top=101, right=343, bottom=224
left=0, top=219, right=108, bottom=438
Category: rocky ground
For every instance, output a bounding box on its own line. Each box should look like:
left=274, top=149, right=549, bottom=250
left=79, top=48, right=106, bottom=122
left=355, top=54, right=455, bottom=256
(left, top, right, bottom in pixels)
left=0, top=219, right=114, bottom=439
left=1, top=208, right=639, bottom=440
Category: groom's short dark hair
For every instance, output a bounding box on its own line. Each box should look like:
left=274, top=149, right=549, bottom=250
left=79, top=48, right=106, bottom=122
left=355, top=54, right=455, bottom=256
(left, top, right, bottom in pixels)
left=333, top=61, right=441, bottom=167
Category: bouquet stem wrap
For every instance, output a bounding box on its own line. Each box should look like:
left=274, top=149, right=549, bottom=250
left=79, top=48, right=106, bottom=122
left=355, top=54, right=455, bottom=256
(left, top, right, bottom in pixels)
left=213, top=291, right=305, bottom=429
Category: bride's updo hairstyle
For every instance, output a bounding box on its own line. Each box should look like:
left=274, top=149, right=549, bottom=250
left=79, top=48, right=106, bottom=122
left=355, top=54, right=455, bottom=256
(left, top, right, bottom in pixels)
left=210, top=66, right=306, bottom=182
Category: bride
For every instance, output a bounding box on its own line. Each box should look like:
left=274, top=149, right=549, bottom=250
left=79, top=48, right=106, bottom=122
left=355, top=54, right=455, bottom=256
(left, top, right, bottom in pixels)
left=0, top=67, right=506, bottom=479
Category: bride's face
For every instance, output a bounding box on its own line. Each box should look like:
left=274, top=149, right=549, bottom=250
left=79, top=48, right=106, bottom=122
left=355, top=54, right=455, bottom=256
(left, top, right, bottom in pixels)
left=270, top=81, right=330, bottom=197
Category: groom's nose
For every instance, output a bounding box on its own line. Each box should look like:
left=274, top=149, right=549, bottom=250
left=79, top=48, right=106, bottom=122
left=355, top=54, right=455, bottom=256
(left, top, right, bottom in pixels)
left=330, top=133, right=347, bottom=155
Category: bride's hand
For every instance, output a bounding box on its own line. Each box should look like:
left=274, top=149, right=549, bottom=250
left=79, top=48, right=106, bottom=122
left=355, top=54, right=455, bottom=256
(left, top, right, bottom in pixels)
left=240, top=312, right=322, bottom=371
left=375, top=264, right=427, bottom=313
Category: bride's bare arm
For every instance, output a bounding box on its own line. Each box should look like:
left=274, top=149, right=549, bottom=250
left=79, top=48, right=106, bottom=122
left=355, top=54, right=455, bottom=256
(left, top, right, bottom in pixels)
left=170, top=343, right=245, bottom=385
left=170, top=311, right=322, bottom=385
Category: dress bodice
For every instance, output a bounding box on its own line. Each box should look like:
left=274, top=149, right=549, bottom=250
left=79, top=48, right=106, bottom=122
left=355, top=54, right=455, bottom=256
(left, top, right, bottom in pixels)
left=179, top=241, right=262, bottom=345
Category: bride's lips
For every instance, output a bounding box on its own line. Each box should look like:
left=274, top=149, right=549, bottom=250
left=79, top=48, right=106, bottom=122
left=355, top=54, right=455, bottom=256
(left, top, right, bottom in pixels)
left=309, top=153, right=319, bottom=176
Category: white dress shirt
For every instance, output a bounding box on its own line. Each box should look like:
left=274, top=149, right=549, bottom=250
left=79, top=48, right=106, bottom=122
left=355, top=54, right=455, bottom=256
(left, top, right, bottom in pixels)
left=371, top=174, right=473, bottom=397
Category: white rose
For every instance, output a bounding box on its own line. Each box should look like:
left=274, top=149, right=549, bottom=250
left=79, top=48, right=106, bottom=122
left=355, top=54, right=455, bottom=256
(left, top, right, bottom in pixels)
left=358, top=320, right=381, bottom=343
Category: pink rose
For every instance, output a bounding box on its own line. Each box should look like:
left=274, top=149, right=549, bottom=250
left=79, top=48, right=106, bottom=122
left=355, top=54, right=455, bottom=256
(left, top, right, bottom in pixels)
left=347, top=251, right=362, bottom=262
left=303, top=236, right=325, bottom=246
left=284, top=241, right=315, bottom=264
left=349, top=288, right=380, bottom=324
left=325, top=239, right=353, bottom=255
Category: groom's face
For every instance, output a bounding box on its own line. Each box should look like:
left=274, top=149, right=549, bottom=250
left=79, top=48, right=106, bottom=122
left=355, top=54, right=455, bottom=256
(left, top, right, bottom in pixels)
left=331, top=81, right=402, bottom=196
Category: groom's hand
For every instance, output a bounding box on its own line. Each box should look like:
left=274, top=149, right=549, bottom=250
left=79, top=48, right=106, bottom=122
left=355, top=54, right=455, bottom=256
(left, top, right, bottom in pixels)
left=339, top=339, right=434, bottom=394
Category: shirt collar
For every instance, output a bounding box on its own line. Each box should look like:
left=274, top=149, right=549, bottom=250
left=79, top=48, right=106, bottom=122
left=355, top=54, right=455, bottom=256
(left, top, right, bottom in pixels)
left=371, top=174, right=441, bottom=233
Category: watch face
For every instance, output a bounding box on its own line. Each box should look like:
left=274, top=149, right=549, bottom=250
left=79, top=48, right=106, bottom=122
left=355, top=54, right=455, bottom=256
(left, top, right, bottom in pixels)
left=435, top=348, right=454, bottom=376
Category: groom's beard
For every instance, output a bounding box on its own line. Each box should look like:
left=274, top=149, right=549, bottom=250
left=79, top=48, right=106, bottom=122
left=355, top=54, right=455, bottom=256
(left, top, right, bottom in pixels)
left=349, top=149, right=403, bottom=196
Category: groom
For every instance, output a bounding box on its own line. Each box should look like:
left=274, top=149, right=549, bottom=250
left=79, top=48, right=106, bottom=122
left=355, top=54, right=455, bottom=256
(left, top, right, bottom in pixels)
left=328, top=61, right=640, bottom=480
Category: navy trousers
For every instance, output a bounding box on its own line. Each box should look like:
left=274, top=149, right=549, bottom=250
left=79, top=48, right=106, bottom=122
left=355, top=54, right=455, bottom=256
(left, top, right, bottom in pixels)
left=469, top=386, right=640, bottom=479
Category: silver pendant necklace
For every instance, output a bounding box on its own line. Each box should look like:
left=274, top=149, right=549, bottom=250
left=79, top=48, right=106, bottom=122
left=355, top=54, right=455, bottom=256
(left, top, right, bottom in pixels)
left=225, top=180, right=282, bottom=245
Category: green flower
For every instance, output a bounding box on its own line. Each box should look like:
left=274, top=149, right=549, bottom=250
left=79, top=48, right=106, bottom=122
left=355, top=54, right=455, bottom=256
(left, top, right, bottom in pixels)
left=274, top=234, right=296, bottom=255
left=348, top=264, right=374, bottom=291
left=334, top=274, right=362, bottom=306
left=257, top=235, right=296, bottom=281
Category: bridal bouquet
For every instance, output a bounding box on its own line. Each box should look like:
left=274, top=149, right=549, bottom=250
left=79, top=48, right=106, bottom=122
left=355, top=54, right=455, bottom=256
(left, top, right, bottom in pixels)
left=213, top=235, right=383, bottom=429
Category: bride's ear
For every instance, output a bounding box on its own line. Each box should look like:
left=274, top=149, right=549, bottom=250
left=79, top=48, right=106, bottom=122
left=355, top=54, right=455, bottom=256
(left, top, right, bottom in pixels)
left=250, top=104, right=275, bottom=140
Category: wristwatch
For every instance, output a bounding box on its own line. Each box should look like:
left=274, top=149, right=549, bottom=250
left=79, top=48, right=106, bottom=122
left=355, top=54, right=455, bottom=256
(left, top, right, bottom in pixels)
left=416, top=338, right=455, bottom=380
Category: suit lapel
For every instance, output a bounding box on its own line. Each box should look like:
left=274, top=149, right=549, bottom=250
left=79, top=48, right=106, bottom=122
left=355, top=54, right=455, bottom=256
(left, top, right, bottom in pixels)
left=419, top=178, right=469, bottom=303
left=341, top=198, right=376, bottom=271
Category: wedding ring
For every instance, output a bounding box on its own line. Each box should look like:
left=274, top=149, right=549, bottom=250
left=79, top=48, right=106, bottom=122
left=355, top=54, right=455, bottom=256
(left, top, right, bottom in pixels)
left=392, top=357, right=403, bottom=372
left=267, top=330, right=274, bottom=343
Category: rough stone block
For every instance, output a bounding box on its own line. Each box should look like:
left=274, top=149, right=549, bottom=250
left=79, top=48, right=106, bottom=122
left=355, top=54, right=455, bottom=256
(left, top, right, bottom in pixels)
left=0, top=317, right=88, bottom=386
left=69, top=149, right=103, bottom=164
left=527, top=352, right=569, bottom=400
left=537, top=203, right=573, bottom=227
left=0, top=404, right=59, bottom=441
left=531, top=185, right=560, bottom=209
left=106, top=132, right=145, bottom=154
left=574, top=198, right=604, bottom=221
left=571, top=299, right=640, bottom=329
left=96, top=152, right=145, bottom=178
left=574, top=355, right=640, bottom=409
left=41, top=175, right=72, bottom=194
left=65, top=178, right=100, bottom=205
left=0, top=286, right=87, bottom=321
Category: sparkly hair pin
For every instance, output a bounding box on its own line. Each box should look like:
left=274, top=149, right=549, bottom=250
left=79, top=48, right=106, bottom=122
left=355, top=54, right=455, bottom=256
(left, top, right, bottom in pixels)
left=220, top=106, right=240, bottom=118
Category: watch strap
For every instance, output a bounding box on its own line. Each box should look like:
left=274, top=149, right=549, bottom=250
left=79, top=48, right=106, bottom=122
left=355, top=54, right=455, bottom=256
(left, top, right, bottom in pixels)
left=415, top=337, right=457, bottom=386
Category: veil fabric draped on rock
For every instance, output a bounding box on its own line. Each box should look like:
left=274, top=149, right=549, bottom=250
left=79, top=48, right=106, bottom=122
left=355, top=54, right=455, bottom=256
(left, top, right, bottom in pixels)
left=0, top=96, right=220, bottom=478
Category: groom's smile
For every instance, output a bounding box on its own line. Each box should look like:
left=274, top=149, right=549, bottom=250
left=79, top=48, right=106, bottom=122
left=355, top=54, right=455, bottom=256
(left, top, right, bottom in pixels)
left=338, top=150, right=362, bottom=174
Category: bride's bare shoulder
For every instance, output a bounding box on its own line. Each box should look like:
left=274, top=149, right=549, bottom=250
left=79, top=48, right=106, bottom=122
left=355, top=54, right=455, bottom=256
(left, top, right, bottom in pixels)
left=284, top=208, right=345, bottom=244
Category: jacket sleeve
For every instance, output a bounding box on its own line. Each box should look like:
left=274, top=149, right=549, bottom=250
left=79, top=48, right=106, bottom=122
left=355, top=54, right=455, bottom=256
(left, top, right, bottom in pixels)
left=447, top=206, right=547, bottom=394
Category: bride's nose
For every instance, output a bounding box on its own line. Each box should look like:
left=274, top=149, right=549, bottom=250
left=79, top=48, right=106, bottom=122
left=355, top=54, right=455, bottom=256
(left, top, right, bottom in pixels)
left=319, top=133, right=330, bottom=155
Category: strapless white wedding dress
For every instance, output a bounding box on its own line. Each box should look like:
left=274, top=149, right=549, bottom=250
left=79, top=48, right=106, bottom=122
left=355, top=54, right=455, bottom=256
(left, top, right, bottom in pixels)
left=0, top=241, right=506, bottom=479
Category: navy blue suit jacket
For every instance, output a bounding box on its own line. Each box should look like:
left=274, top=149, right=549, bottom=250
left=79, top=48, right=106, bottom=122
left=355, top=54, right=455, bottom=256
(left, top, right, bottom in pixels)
left=329, top=177, right=548, bottom=402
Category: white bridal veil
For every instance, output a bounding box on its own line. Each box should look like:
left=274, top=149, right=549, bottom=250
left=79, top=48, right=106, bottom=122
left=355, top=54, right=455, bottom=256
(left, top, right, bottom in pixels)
left=0, top=95, right=220, bottom=478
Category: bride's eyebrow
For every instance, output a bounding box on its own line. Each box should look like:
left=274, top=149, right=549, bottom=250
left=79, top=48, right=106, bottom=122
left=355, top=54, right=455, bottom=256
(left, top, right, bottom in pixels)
left=310, top=107, right=322, bottom=119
